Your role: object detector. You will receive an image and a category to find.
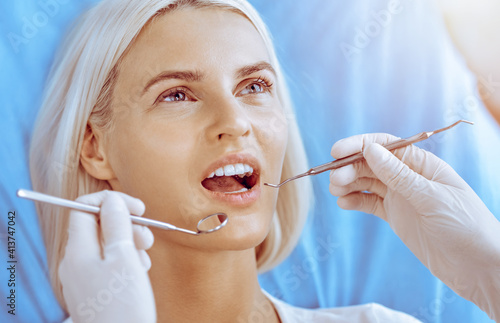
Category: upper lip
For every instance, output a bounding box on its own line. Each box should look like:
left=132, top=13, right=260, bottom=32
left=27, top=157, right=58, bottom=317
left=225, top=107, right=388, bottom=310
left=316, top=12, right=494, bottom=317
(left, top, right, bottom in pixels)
left=201, top=153, right=261, bottom=181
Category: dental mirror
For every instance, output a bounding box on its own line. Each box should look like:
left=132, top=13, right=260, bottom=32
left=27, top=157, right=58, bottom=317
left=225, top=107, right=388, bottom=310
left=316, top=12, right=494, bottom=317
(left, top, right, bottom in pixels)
left=17, top=189, right=228, bottom=236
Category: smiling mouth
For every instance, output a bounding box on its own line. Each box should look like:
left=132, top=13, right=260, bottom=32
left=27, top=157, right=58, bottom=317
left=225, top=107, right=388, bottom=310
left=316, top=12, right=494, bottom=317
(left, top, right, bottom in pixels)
left=201, top=163, right=259, bottom=194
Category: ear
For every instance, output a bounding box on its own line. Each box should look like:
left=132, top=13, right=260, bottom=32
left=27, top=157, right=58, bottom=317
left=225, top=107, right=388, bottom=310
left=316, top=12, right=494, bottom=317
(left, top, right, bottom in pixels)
left=80, top=124, right=116, bottom=180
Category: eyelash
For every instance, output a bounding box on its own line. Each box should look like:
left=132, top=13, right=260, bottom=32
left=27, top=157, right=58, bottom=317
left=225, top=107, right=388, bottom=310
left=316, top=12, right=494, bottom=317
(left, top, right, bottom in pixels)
left=251, top=77, right=274, bottom=92
left=155, top=76, right=275, bottom=104
left=156, top=87, right=190, bottom=103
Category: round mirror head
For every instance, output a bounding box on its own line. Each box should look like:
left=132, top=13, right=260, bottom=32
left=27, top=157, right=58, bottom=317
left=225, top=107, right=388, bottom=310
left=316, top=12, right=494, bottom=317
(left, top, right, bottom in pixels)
left=196, top=213, right=228, bottom=234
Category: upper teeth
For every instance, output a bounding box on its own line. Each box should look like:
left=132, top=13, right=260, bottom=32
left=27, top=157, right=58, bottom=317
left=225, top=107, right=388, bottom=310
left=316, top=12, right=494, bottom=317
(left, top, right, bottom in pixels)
left=207, top=163, right=253, bottom=178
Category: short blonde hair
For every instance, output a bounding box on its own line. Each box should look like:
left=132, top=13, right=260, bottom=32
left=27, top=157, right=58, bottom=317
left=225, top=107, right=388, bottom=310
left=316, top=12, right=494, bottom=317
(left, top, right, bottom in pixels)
left=30, top=0, right=312, bottom=310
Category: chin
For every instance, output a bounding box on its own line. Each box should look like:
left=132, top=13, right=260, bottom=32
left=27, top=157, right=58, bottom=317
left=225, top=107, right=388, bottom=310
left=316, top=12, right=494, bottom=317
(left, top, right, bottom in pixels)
left=183, top=208, right=274, bottom=252
left=221, top=219, right=271, bottom=250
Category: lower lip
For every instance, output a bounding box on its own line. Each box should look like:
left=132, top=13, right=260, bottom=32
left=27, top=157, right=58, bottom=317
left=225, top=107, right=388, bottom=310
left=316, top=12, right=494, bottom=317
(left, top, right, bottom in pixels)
left=202, top=180, right=261, bottom=207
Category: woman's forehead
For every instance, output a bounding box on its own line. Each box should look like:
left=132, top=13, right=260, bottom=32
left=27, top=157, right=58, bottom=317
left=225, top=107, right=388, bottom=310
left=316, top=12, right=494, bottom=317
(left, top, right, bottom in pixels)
left=118, top=7, right=270, bottom=83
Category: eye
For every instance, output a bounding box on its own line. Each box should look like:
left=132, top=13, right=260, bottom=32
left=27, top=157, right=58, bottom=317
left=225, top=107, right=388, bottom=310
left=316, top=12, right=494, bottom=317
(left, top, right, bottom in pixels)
left=164, top=92, right=186, bottom=102
left=239, top=78, right=273, bottom=96
left=156, top=87, right=193, bottom=103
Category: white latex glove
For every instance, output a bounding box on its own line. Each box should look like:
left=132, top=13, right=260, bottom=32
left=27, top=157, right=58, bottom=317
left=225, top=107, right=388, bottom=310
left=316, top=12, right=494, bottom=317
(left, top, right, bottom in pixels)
left=329, top=133, right=500, bottom=321
left=59, top=190, right=156, bottom=323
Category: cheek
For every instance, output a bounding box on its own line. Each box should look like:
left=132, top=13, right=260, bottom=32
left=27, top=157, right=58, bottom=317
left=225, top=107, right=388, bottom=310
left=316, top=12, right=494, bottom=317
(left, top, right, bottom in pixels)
left=256, top=108, right=289, bottom=176
left=107, top=121, right=201, bottom=224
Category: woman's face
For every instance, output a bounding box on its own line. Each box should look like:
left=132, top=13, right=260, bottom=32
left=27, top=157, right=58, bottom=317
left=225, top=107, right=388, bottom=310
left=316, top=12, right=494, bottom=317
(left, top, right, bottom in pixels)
left=104, top=8, right=288, bottom=249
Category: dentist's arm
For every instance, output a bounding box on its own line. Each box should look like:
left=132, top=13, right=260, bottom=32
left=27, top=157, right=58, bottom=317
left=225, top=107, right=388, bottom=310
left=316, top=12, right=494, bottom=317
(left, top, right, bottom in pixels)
left=329, top=133, right=500, bottom=321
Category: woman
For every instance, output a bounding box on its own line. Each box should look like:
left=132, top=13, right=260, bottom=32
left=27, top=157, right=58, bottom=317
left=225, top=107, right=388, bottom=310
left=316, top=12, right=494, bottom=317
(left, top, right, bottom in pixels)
left=30, top=0, right=418, bottom=321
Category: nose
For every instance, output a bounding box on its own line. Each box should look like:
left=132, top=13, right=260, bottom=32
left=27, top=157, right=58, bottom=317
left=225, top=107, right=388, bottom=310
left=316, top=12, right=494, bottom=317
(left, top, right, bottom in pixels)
left=206, top=95, right=251, bottom=141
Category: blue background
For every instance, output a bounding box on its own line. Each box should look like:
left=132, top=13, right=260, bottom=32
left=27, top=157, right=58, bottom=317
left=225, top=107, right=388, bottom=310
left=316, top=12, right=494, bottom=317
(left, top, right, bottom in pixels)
left=1, top=0, right=499, bottom=322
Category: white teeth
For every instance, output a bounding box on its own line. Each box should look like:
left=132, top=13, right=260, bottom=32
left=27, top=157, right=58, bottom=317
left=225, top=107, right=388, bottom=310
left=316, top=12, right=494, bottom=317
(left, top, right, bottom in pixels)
left=215, top=168, right=224, bottom=177
left=223, top=164, right=236, bottom=176
left=207, top=163, right=254, bottom=178
left=225, top=187, right=249, bottom=194
left=234, top=163, right=245, bottom=175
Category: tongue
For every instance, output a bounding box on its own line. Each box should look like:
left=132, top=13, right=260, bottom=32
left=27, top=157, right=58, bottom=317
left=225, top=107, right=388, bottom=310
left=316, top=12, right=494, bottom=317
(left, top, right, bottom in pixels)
left=202, top=176, right=245, bottom=192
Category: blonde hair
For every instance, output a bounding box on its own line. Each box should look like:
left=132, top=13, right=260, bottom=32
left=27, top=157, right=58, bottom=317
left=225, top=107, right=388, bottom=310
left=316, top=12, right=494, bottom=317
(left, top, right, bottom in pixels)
left=30, top=0, right=312, bottom=310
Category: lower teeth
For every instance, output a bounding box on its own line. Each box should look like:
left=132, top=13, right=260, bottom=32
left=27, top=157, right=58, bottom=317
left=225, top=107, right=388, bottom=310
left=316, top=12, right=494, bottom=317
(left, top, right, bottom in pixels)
left=225, top=187, right=249, bottom=194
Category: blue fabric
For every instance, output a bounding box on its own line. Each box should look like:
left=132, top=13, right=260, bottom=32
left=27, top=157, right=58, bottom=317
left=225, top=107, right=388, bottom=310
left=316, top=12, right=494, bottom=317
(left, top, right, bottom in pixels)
left=1, top=1, right=498, bottom=322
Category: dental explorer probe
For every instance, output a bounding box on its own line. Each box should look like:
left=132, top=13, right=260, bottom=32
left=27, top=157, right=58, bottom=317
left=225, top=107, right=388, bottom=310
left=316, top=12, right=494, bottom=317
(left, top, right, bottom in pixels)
left=264, top=120, right=474, bottom=188
left=17, top=189, right=228, bottom=235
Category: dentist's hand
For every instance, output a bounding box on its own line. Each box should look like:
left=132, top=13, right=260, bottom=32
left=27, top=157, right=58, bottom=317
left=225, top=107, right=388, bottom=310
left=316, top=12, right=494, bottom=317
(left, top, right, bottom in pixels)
left=59, top=190, right=156, bottom=323
left=329, top=134, right=500, bottom=321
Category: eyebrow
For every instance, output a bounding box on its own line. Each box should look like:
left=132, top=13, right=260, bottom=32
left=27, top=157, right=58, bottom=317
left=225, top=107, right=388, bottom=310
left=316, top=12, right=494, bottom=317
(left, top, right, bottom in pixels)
left=142, top=70, right=204, bottom=95
left=142, top=61, right=276, bottom=95
left=235, top=61, right=277, bottom=79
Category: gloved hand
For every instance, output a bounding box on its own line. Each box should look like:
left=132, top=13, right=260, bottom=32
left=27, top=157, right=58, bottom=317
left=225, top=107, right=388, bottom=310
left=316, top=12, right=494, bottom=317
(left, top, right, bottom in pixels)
left=329, top=133, right=500, bottom=321
left=59, top=190, right=156, bottom=323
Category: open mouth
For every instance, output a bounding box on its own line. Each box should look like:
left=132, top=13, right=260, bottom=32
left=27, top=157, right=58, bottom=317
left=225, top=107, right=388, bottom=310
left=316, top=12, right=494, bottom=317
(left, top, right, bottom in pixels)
left=201, top=163, right=259, bottom=194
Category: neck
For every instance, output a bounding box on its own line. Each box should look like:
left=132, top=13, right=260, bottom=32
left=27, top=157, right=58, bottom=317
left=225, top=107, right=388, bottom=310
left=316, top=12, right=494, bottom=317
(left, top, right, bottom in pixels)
left=148, top=236, right=280, bottom=323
